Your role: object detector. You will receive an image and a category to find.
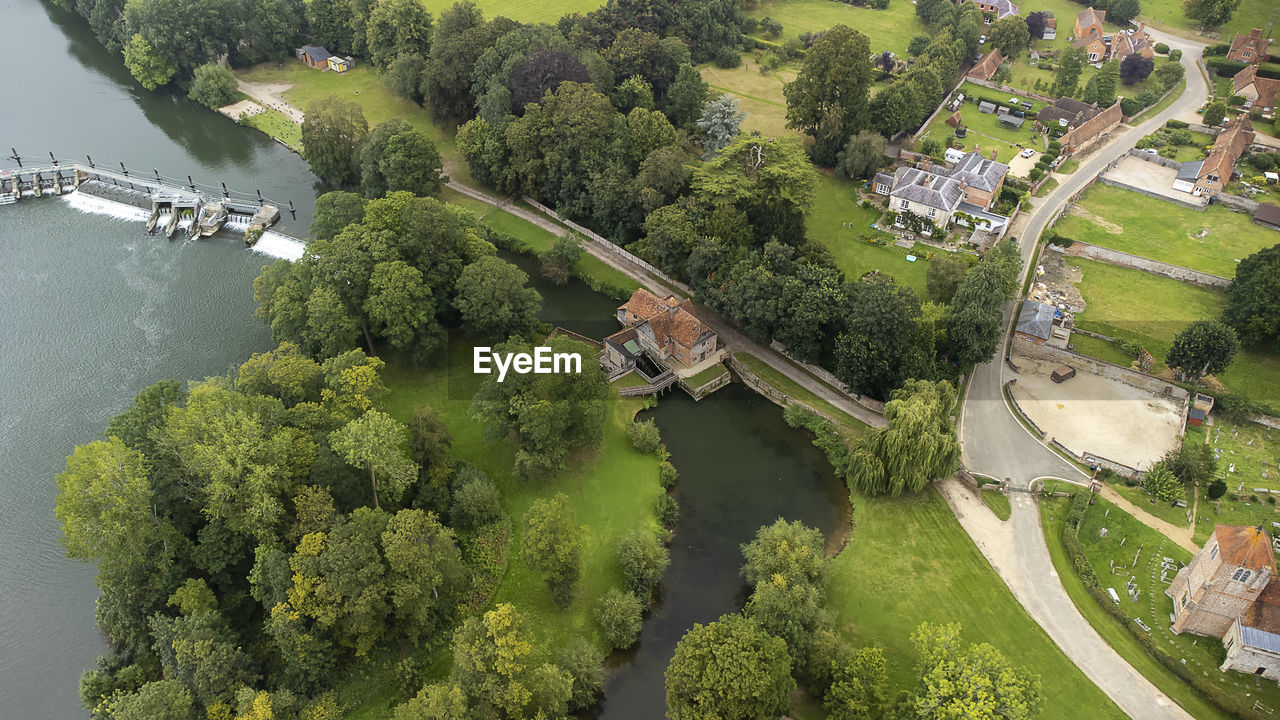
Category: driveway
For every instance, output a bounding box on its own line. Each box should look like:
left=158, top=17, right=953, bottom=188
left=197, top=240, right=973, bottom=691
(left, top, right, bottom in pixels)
left=1007, top=150, right=1040, bottom=179
left=1105, top=155, right=1207, bottom=207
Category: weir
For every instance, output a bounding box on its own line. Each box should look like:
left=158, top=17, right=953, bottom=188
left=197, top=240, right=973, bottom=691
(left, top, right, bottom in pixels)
left=0, top=159, right=289, bottom=247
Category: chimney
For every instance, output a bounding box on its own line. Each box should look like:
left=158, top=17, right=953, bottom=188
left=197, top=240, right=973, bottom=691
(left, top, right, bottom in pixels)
left=921, top=156, right=931, bottom=172
left=991, top=149, right=999, bottom=161
left=974, top=144, right=982, bottom=158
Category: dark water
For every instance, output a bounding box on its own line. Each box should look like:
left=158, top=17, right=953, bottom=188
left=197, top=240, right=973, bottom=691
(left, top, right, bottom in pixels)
left=596, top=385, right=847, bottom=719
left=500, top=249, right=621, bottom=338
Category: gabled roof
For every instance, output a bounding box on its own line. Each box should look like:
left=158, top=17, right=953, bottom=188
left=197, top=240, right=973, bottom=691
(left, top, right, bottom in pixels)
left=873, top=171, right=895, bottom=189
left=969, top=48, right=1005, bottom=81
left=1229, top=28, right=1268, bottom=62
left=1076, top=7, right=1106, bottom=34
left=1244, top=581, right=1280, bottom=635
left=989, top=0, right=1019, bottom=18
left=1016, top=300, right=1054, bottom=339
left=1214, top=525, right=1277, bottom=573
left=616, top=289, right=713, bottom=350
left=1254, top=203, right=1280, bottom=228
left=952, top=151, right=1009, bottom=192
left=890, top=166, right=965, bottom=212
left=1176, top=160, right=1203, bottom=182
left=299, top=45, right=331, bottom=62
left=1199, top=115, right=1255, bottom=183
left=619, top=288, right=672, bottom=320
left=1038, top=97, right=1102, bottom=128
left=1235, top=65, right=1280, bottom=109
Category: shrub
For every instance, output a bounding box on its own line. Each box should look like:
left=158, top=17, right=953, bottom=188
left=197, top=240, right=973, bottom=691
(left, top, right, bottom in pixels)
left=1121, top=97, right=1145, bottom=116
left=1116, top=339, right=1144, bottom=357
left=596, top=588, right=643, bottom=649
left=714, top=46, right=742, bottom=69
left=1213, top=393, right=1275, bottom=420
left=628, top=418, right=663, bottom=455
left=1228, top=95, right=1246, bottom=107
left=655, top=493, right=679, bottom=527
left=1203, top=43, right=1229, bottom=57
left=1165, top=119, right=1189, bottom=129
left=1048, top=233, right=1074, bottom=248
left=1154, top=42, right=1170, bottom=54
left=1029, top=168, right=1044, bottom=181
left=1169, top=49, right=1182, bottom=61
left=450, top=467, right=503, bottom=530
left=659, top=461, right=679, bottom=489
left=617, top=529, right=670, bottom=602
left=1047, top=139, right=1062, bottom=151
left=1157, top=146, right=1177, bottom=159
left=1205, top=58, right=1247, bottom=78
left=1207, top=479, right=1227, bottom=500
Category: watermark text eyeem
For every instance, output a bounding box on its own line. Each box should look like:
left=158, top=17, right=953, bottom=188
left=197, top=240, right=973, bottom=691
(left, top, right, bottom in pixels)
left=473, top=346, right=582, bottom=382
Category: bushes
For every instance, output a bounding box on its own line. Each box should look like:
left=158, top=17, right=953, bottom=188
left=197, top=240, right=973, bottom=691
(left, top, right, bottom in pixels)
left=1203, top=43, right=1230, bottom=57
left=1047, top=232, right=1074, bottom=248
left=1205, top=58, right=1247, bottom=78
left=628, top=419, right=664, bottom=455
left=1207, top=479, right=1227, bottom=500
left=595, top=588, right=643, bottom=649
left=659, top=461, right=679, bottom=489
left=617, top=529, right=670, bottom=603
left=451, top=467, right=503, bottom=530
left=1165, top=118, right=1189, bottom=130
left=1168, top=49, right=1182, bottom=62
left=1154, top=42, right=1170, bottom=55
left=655, top=493, right=679, bottom=527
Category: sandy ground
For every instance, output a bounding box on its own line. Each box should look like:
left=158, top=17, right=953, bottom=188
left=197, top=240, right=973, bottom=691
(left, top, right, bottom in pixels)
left=1104, top=155, right=1207, bottom=206
left=236, top=80, right=304, bottom=123
left=1006, top=150, right=1040, bottom=179
left=1011, top=356, right=1183, bottom=470
left=217, top=99, right=264, bottom=120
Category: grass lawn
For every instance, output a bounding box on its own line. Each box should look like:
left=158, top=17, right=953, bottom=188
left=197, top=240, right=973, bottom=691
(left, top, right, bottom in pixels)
left=240, top=107, right=303, bottom=151
left=921, top=83, right=1049, bottom=163
left=699, top=58, right=796, bottom=138
left=806, top=173, right=931, bottom=295
left=380, top=338, right=666, bottom=658
left=1054, top=184, right=1280, bottom=279
left=1193, top=417, right=1280, bottom=545
left=981, top=489, right=1012, bottom=520
left=746, top=0, right=926, bottom=56
left=684, top=363, right=729, bottom=388
left=1067, top=257, right=1280, bottom=407
left=1111, top=482, right=1193, bottom=526
left=826, top=489, right=1127, bottom=720
left=1058, top=159, right=1079, bottom=174
left=1138, top=0, right=1280, bottom=42
left=733, top=352, right=870, bottom=442
left=1067, top=333, right=1135, bottom=366
left=1036, top=177, right=1060, bottom=197
left=417, top=0, right=602, bottom=24
left=1040, top=496, right=1237, bottom=720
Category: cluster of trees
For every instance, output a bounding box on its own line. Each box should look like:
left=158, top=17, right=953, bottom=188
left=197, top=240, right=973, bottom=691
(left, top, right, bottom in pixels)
left=58, top=0, right=306, bottom=89
left=1224, top=244, right=1280, bottom=353
left=1182, top=0, right=1242, bottom=30
left=301, top=104, right=447, bottom=194
left=663, top=520, right=1044, bottom=718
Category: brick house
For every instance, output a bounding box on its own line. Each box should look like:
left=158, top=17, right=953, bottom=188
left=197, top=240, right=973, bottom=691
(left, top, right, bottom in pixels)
left=968, top=48, right=1005, bottom=81
left=1227, top=28, right=1270, bottom=65
left=1234, top=65, right=1280, bottom=119
left=1168, top=525, right=1280, bottom=681
left=1039, top=96, right=1123, bottom=156
left=1193, top=114, right=1254, bottom=197
left=296, top=45, right=332, bottom=69
left=603, top=289, right=717, bottom=372
left=1073, top=8, right=1108, bottom=62
left=874, top=151, right=1009, bottom=234
left=965, top=0, right=1019, bottom=20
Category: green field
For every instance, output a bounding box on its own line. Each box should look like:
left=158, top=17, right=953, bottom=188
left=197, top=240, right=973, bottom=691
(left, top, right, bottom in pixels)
left=240, top=107, right=303, bottom=150
left=1110, top=481, right=1193, bottom=526
left=1194, top=417, right=1280, bottom=545
left=381, top=340, right=665, bottom=655
left=420, top=0, right=602, bottom=24
left=1054, top=184, right=1280, bottom=278
left=733, top=352, right=870, bottom=441
left=825, top=489, right=1127, bottom=720
left=1040, top=496, right=1237, bottom=720
left=1138, top=0, right=1280, bottom=42
left=746, top=0, right=926, bottom=56
left=700, top=58, right=796, bottom=138
left=1068, top=332, right=1134, bottom=366
left=806, top=174, right=932, bottom=295
left=1067, top=257, right=1280, bottom=406
left=684, top=362, right=729, bottom=388
left=981, top=489, right=1012, bottom=520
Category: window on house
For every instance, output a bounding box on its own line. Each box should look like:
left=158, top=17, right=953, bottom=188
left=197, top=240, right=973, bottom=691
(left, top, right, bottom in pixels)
left=1180, top=592, right=1189, bottom=608
left=1244, top=50, right=1252, bottom=58
left=1233, top=568, right=1253, bottom=583
left=927, top=208, right=937, bottom=218
left=1226, top=637, right=1235, bottom=653
left=876, top=183, right=889, bottom=193
left=899, top=199, right=909, bottom=210
left=1088, top=52, right=1099, bottom=61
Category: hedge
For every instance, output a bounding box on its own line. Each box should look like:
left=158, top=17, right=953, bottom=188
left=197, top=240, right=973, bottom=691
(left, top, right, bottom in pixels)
left=1205, top=58, right=1247, bottom=78
left=1165, top=119, right=1189, bottom=129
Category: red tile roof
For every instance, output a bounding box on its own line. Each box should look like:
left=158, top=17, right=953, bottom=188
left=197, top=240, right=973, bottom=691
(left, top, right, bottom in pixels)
left=1235, top=65, right=1280, bottom=110
left=1215, top=525, right=1277, bottom=573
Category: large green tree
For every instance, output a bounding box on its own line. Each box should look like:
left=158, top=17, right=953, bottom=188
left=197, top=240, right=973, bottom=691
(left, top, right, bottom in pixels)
left=366, top=0, right=433, bottom=68
left=784, top=24, right=874, bottom=166
left=693, top=133, right=819, bottom=244
left=835, top=276, right=928, bottom=400
left=302, top=98, right=369, bottom=185
left=122, top=33, right=175, bottom=89
left=1183, top=0, right=1240, bottom=29
left=846, top=380, right=960, bottom=496
left=665, top=613, right=795, bottom=720
left=454, top=255, right=543, bottom=340
left=188, top=63, right=238, bottom=109
left=1224, top=244, right=1280, bottom=350
left=359, top=119, right=447, bottom=198
left=911, top=621, right=1043, bottom=720
left=989, top=15, right=1030, bottom=57
left=1166, top=319, right=1240, bottom=381
left=523, top=493, right=583, bottom=606
left=329, top=409, right=418, bottom=508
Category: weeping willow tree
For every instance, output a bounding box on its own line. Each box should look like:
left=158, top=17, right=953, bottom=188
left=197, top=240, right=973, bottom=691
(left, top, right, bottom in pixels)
left=846, top=380, right=960, bottom=496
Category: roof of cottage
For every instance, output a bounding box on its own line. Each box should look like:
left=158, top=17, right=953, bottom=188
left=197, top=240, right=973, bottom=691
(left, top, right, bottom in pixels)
left=1235, top=65, right=1280, bottom=108
left=1016, top=300, right=1054, bottom=340
left=299, top=45, right=331, bottom=62
left=1199, top=115, right=1255, bottom=183
left=616, top=289, right=713, bottom=350
left=1215, top=525, right=1277, bottom=573
left=1076, top=7, right=1106, bottom=33
left=890, top=166, right=965, bottom=212
left=1229, top=28, right=1268, bottom=61
left=952, top=151, right=1009, bottom=192
left=1038, top=97, right=1102, bottom=128
left=969, top=48, right=1005, bottom=80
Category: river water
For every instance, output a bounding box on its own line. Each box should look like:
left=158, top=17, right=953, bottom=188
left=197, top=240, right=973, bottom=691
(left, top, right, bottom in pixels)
left=0, top=1, right=846, bottom=717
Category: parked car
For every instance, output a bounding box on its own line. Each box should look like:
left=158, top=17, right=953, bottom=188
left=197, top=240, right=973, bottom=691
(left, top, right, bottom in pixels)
left=980, top=35, right=987, bottom=44
left=1019, top=148, right=1036, bottom=158
left=1013, top=109, right=1025, bottom=118
left=1020, top=100, right=1033, bottom=110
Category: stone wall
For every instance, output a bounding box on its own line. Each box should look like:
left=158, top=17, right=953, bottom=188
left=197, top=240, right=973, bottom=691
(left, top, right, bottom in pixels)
left=726, top=356, right=853, bottom=429
left=1097, top=175, right=1209, bottom=211
left=1126, top=147, right=1183, bottom=170
left=1060, top=240, right=1231, bottom=288
left=769, top=340, right=886, bottom=414
left=1213, top=192, right=1261, bottom=214
left=1013, top=339, right=1190, bottom=403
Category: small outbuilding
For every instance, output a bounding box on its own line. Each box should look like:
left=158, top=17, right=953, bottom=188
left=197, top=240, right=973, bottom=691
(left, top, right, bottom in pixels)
left=978, top=101, right=998, bottom=114
left=999, top=114, right=1025, bottom=128
left=327, top=56, right=352, bottom=73
left=1188, top=393, right=1215, bottom=427
left=297, top=45, right=332, bottom=69
left=1015, top=299, right=1055, bottom=344
left=1254, top=202, right=1280, bottom=231
left=1051, top=365, right=1076, bottom=383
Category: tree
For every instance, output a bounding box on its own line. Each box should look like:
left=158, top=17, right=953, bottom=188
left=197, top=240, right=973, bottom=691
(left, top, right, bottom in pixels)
left=1159, top=442, right=1217, bottom=488
left=423, top=3, right=512, bottom=119
left=596, top=587, right=644, bottom=649
left=989, top=16, right=1030, bottom=57
left=1143, top=465, right=1186, bottom=503
left=1224, top=244, right=1280, bottom=350
left=846, top=380, right=960, bottom=496
left=366, top=0, right=433, bottom=68
left=1025, top=12, right=1048, bottom=41
left=1109, top=0, right=1142, bottom=24
left=617, top=529, right=670, bottom=602
left=1202, top=100, right=1227, bottom=126
left=454, top=255, right=543, bottom=340
left=614, top=74, right=656, bottom=112
left=55, top=437, right=168, bottom=568
left=123, top=33, right=175, bottom=90
left=741, top=518, right=827, bottom=588
left=188, top=63, right=237, bottom=109
left=539, top=234, right=583, bottom=285
left=394, top=684, right=469, bottom=720
left=926, top=254, right=969, bottom=304
left=509, top=49, right=592, bottom=112
left=1155, top=59, right=1185, bottom=88
left=911, top=621, right=1043, bottom=720
left=450, top=603, right=571, bottom=717
left=523, top=493, right=583, bottom=606
left=149, top=611, right=259, bottom=707
left=329, top=409, right=418, bottom=508
left=825, top=647, right=889, bottom=720
left=364, top=260, right=442, bottom=360
left=665, top=613, right=795, bottom=720
left=784, top=24, right=874, bottom=166
left=1054, top=48, right=1085, bottom=97
left=1166, top=319, right=1240, bottom=381
left=1083, top=60, right=1120, bottom=106
left=835, top=276, right=926, bottom=399
left=1183, top=0, right=1240, bottom=29
left=450, top=467, right=502, bottom=529
left=667, top=63, right=710, bottom=128
left=386, top=53, right=427, bottom=103
left=310, top=191, right=367, bottom=240
left=302, top=98, right=368, bottom=185
left=693, top=133, right=819, bottom=244
left=108, top=680, right=197, bottom=720
left=835, top=131, right=887, bottom=180
left=696, top=94, right=747, bottom=158
left=557, top=637, right=605, bottom=711
left=946, top=241, right=1019, bottom=365
left=1119, top=54, right=1155, bottom=85
left=628, top=418, right=663, bottom=454
left=381, top=509, right=465, bottom=642
left=359, top=120, right=447, bottom=198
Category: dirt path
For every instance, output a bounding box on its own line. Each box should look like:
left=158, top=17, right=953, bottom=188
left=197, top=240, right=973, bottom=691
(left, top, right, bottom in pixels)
left=1096, top=485, right=1199, bottom=553
left=236, top=80, right=305, bottom=123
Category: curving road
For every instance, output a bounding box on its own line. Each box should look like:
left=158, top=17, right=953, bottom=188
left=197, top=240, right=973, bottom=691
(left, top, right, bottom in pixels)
left=957, top=27, right=1211, bottom=720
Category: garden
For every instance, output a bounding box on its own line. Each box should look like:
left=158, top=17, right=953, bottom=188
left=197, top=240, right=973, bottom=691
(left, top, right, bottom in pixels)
left=745, top=0, right=926, bottom=57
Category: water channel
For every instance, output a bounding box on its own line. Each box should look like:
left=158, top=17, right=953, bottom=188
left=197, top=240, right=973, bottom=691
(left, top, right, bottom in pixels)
left=0, top=2, right=847, bottom=717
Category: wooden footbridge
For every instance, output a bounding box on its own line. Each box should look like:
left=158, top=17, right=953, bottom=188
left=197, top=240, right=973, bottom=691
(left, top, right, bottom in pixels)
left=0, top=151, right=292, bottom=243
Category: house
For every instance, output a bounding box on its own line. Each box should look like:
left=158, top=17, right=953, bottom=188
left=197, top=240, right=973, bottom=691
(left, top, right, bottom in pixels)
left=1187, top=393, right=1215, bottom=427
left=1109, top=24, right=1156, bottom=63
left=1227, top=28, right=1270, bottom=65
left=1015, top=300, right=1055, bottom=344
left=1168, top=525, right=1280, bottom=683
left=879, top=151, right=1009, bottom=232
left=1255, top=203, right=1280, bottom=231
left=296, top=45, right=332, bottom=69
left=1233, top=65, right=1280, bottom=119
left=1073, top=8, right=1108, bottom=62
left=966, top=0, right=1019, bottom=20
left=1043, top=16, right=1057, bottom=40
left=1039, top=96, right=1123, bottom=156
left=1193, top=114, right=1254, bottom=197
left=602, top=289, right=717, bottom=374
left=968, top=48, right=1005, bottom=81
left=1173, top=160, right=1202, bottom=194
left=327, top=56, right=352, bottom=73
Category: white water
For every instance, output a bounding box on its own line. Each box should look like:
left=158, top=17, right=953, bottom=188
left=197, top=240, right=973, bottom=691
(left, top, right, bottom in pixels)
left=251, top=230, right=306, bottom=261
left=62, top=190, right=150, bottom=221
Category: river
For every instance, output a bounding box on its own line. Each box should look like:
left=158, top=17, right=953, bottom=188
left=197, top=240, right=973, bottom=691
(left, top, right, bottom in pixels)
left=0, top=1, right=846, bottom=718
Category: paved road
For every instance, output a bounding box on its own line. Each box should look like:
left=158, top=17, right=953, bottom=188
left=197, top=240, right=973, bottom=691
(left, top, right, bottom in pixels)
left=957, top=26, right=1210, bottom=720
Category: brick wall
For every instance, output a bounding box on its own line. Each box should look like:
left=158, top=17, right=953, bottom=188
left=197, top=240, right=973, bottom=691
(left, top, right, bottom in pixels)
left=1064, top=99, right=1123, bottom=155
left=1059, top=241, right=1231, bottom=288
left=1012, top=340, right=1190, bottom=403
